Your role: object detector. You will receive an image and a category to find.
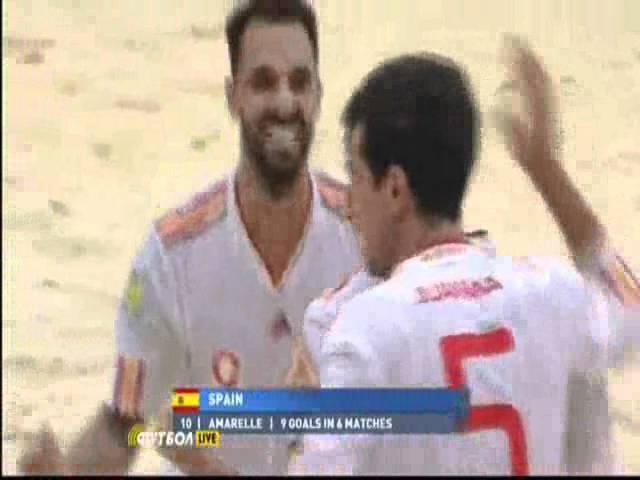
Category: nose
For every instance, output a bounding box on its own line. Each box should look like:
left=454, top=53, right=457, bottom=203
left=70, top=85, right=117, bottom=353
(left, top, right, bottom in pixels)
left=272, top=83, right=297, bottom=119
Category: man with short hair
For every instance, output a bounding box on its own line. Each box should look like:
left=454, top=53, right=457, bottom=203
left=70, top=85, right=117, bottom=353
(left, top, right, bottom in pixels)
left=18, top=0, right=361, bottom=475
left=290, top=38, right=639, bottom=475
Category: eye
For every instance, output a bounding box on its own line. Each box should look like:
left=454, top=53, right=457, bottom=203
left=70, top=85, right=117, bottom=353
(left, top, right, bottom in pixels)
left=289, top=67, right=311, bottom=93
left=250, top=67, right=278, bottom=92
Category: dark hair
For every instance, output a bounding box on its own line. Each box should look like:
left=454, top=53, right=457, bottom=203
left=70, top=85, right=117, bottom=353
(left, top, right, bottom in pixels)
left=342, top=53, right=479, bottom=222
left=225, top=0, right=319, bottom=78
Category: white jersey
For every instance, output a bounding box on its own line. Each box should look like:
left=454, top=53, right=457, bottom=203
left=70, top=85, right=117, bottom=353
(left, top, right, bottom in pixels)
left=303, top=268, right=378, bottom=373
left=302, top=231, right=495, bottom=373
left=292, top=237, right=639, bottom=475
left=111, top=171, right=361, bottom=475
left=299, top=233, right=625, bottom=474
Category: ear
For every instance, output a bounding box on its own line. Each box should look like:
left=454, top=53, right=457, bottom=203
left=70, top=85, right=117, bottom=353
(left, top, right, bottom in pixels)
left=386, top=165, right=413, bottom=218
left=225, top=76, right=239, bottom=120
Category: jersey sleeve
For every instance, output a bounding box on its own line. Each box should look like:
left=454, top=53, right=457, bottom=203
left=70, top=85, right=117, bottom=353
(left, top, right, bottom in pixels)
left=111, top=227, right=187, bottom=423
left=291, top=295, right=405, bottom=476
left=573, top=235, right=640, bottom=370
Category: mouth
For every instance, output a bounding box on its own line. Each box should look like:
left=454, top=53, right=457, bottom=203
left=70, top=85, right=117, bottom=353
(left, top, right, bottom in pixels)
left=262, top=124, right=304, bottom=144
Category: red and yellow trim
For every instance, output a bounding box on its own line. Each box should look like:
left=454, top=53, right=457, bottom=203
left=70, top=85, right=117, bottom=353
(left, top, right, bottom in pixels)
left=601, top=254, right=640, bottom=306
left=113, top=354, right=146, bottom=420
left=156, top=180, right=227, bottom=248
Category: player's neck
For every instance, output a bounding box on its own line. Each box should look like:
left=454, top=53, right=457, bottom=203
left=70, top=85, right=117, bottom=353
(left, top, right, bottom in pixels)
left=389, top=219, right=465, bottom=275
left=235, top=162, right=312, bottom=216
left=234, top=162, right=313, bottom=288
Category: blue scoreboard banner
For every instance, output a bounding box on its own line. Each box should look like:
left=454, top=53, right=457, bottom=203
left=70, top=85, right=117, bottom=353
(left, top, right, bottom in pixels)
left=199, top=388, right=467, bottom=414
left=172, top=388, right=470, bottom=435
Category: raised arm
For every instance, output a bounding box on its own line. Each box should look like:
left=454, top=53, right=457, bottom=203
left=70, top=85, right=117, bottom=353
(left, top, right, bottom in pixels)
left=494, top=37, right=637, bottom=475
left=495, top=36, right=639, bottom=365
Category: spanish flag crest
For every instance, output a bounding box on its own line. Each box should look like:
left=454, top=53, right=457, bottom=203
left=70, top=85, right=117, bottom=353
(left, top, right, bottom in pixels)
left=172, top=388, right=200, bottom=414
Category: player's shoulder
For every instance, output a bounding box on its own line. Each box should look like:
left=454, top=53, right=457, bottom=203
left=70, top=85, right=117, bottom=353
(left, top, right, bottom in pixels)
left=154, top=178, right=229, bottom=250
left=496, top=255, right=590, bottom=308
left=509, top=255, right=582, bottom=283
left=334, top=280, right=407, bottom=332
left=305, top=269, right=370, bottom=331
left=313, top=171, right=350, bottom=223
left=369, top=242, right=502, bottom=307
left=323, top=284, right=410, bottom=363
left=319, top=268, right=375, bottom=304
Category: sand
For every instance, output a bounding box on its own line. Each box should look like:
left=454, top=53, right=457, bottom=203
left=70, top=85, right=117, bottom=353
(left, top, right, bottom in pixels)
left=3, top=0, right=639, bottom=474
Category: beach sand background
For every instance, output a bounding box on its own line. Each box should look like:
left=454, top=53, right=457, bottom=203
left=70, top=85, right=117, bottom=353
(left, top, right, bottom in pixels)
left=3, top=0, right=639, bottom=474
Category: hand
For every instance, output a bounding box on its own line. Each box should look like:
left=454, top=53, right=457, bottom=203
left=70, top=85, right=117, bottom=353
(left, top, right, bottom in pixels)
left=493, top=35, right=605, bottom=261
left=155, top=403, right=238, bottom=476
left=493, top=35, right=562, bottom=180
left=18, top=425, right=68, bottom=475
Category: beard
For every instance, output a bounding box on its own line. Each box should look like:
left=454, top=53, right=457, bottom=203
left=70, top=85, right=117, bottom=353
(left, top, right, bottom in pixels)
left=240, top=113, right=314, bottom=199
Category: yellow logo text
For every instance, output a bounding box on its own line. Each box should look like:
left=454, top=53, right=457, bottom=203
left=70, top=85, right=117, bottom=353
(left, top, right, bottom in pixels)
left=128, top=424, right=220, bottom=449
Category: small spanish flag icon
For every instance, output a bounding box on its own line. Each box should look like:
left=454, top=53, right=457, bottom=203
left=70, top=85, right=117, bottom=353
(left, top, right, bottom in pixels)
left=172, top=388, right=200, bottom=414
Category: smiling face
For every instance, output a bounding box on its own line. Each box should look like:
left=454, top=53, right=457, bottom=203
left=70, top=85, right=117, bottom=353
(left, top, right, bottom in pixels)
left=228, top=20, right=321, bottom=194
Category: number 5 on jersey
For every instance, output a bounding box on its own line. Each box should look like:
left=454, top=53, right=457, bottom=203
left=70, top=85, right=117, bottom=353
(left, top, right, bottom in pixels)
left=440, top=327, right=529, bottom=475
